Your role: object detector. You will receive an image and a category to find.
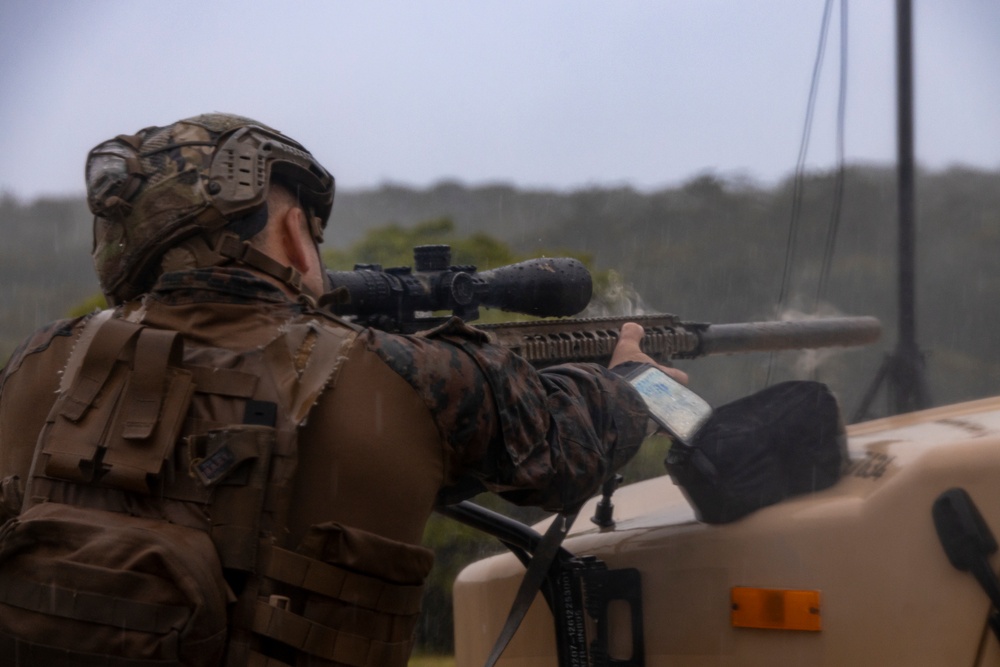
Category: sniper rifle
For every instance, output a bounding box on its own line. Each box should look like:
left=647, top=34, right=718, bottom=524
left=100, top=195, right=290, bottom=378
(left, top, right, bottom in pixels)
left=323, top=244, right=882, bottom=366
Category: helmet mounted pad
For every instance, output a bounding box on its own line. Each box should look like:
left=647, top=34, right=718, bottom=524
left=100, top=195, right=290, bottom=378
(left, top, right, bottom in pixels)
left=208, top=125, right=334, bottom=226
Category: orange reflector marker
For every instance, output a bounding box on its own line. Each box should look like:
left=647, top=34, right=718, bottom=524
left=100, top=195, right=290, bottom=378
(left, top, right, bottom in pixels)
left=731, top=587, right=822, bottom=631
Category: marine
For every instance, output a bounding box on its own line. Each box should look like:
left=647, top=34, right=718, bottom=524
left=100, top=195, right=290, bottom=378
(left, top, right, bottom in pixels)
left=0, top=113, right=677, bottom=666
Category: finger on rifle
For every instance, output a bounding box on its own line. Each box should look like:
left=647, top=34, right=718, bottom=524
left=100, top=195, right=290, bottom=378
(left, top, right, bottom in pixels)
left=609, top=323, right=645, bottom=368
left=610, top=323, right=690, bottom=385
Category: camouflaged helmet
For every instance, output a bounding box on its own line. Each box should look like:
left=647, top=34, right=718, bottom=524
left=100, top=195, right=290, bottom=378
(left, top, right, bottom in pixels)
left=86, top=113, right=334, bottom=303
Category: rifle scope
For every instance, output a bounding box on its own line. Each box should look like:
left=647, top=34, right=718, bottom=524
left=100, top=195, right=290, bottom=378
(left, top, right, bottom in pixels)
left=324, top=245, right=592, bottom=330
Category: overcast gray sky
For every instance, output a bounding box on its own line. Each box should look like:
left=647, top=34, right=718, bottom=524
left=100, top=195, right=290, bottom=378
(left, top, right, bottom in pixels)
left=1, top=0, right=997, bottom=199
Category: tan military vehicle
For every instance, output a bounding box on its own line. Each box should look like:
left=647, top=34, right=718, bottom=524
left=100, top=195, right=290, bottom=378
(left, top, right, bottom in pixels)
left=452, top=396, right=1000, bottom=666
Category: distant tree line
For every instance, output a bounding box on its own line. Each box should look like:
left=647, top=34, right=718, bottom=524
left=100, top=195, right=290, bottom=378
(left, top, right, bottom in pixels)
left=6, top=164, right=997, bottom=410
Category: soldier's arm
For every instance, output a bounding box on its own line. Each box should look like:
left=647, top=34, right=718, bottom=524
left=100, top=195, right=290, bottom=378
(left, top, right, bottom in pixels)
left=362, top=320, right=649, bottom=512
left=0, top=317, right=83, bottom=518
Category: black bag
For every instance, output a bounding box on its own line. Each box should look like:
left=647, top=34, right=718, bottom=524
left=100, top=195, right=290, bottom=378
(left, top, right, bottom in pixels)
left=664, top=381, right=847, bottom=524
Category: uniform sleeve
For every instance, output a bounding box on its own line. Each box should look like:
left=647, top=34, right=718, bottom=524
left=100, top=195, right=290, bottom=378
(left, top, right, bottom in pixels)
left=0, top=318, right=78, bottom=390
left=361, top=319, right=650, bottom=511
left=0, top=317, right=82, bottom=519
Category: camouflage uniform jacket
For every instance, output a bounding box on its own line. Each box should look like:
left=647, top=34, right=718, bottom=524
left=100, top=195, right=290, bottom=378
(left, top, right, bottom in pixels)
left=0, top=266, right=649, bottom=549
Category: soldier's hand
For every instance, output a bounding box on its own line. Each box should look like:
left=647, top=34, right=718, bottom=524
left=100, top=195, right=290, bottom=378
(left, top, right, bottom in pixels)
left=609, top=323, right=689, bottom=385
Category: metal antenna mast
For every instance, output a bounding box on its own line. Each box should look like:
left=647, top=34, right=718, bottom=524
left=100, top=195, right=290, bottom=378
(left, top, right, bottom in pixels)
left=854, top=0, right=929, bottom=419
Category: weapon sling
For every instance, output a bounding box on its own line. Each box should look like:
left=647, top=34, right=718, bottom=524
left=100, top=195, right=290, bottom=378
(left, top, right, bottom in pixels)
left=483, top=508, right=580, bottom=667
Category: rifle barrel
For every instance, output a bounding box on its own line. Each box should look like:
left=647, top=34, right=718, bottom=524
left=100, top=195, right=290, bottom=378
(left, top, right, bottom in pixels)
left=696, top=316, right=882, bottom=356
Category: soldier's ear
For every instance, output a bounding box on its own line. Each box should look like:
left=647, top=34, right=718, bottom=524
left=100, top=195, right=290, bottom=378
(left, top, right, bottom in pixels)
left=279, top=206, right=313, bottom=274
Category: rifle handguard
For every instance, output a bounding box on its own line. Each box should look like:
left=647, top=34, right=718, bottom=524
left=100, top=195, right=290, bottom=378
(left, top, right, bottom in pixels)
left=477, top=315, right=882, bottom=367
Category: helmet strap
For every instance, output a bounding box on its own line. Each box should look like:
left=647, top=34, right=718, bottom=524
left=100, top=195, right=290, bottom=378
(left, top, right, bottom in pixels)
left=216, top=232, right=312, bottom=297
left=159, top=221, right=320, bottom=301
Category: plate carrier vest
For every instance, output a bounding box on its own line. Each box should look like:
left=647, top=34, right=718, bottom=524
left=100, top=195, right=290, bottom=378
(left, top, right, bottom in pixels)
left=0, top=310, right=426, bottom=667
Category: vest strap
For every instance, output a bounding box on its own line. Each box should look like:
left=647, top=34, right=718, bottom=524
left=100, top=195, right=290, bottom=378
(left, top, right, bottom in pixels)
left=0, top=567, right=189, bottom=633
left=251, top=600, right=413, bottom=667
left=59, top=314, right=139, bottom=422
left=260, top=545, right=424, bottom=615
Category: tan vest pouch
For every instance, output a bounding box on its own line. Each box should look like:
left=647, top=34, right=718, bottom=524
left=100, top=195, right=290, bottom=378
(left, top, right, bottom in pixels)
left=39, top=316, right=194, bottom=494
left=245, top=523, right=432, bottom=667
left=0, top=502, right=230, bottom=666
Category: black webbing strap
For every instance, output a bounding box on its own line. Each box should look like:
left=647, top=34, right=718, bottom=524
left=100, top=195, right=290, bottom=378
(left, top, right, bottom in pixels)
left=484, top=508, right=580, bottom=667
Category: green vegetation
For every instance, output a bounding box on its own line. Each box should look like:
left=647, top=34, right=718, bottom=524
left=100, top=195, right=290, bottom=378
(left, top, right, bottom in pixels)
left=68, top=292, right=108, bottom=318
left=324, top=216, right=522, bottom=271
left=10, top=165, right=997, bottom=409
